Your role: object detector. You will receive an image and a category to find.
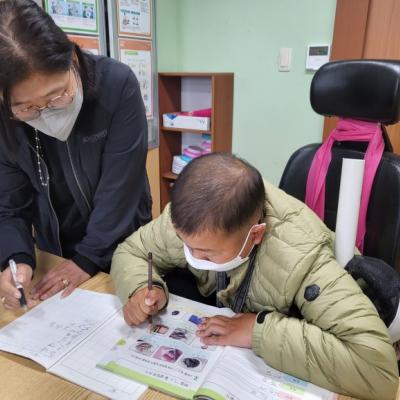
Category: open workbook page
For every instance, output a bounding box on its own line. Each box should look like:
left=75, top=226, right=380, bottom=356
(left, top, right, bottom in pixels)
left=49, top=310, right=147, bottom=400
left=97, top=294, right=235, bottom=399
left=0, top=289, right=119, bottom=369
left=196, top=346, right=337, bottom=400
left=97, top=294, right=336, bottom=400
left=0, top=289, right=147, bottom=400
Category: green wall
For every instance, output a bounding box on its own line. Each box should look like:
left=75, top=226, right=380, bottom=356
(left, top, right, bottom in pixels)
left=156, top=0, right=336, bottom=184
left=155, top=0, right=181, bottom=71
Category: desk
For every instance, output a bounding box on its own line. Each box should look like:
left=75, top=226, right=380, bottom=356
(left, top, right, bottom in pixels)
left=0, top=252, right=399, bottom=400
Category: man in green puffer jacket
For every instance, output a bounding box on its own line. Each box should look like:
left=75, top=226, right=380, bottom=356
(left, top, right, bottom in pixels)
left=111, top=153, right=399, bottom=400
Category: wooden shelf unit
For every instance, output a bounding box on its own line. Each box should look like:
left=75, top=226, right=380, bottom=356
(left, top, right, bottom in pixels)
left=158, top=72, right=234, bottom=210
left=162, top=171, right=178, bottom=181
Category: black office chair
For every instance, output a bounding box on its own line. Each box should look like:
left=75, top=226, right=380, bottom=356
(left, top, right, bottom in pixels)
left=279, top=60, right=400, bottom=341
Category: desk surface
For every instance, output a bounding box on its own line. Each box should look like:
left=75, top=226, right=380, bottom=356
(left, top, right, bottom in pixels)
left=0, top=252, right=398, bottom=400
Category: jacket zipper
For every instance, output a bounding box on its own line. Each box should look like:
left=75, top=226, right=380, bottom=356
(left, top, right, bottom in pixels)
left=43, top=163, right=63, bottom=257
left=29, top=143, right=63, bottom=256
left=66, top=139, right=92, bottom=212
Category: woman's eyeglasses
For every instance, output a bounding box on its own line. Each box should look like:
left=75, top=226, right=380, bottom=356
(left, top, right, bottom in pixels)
left=11, top=69, right=77, bottom=122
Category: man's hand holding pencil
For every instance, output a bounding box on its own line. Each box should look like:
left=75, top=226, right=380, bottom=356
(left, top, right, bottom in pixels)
left=123, top=285, right=167, bottom=326
left=123, top=253, right=167, bottom=326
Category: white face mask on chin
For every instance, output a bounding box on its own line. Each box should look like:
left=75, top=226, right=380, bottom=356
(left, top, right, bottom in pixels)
left=25, top=88, right=83, bottom=142
left=183, top=223, right=266, bottom=273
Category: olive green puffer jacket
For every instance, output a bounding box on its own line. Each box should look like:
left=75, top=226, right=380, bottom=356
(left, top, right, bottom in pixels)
left=111, top=181, right=399, bottom=400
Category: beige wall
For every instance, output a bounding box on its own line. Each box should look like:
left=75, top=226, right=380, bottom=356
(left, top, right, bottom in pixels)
left=146, top=148, right=160, bottom=217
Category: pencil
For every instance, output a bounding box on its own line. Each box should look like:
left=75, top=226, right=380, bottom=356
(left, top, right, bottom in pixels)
left=148, top=252, right=153, bottom=326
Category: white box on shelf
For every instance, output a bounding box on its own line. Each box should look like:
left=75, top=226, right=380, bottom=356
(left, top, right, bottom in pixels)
left=163, top=113, right=211, bottom=131
left=171, top=155, right=189, bottom=175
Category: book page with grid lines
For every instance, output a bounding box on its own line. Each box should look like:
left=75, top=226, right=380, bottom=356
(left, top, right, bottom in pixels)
left=50, top=310, right=147, bottom=400
left=0, top=289, right=120, bottom=369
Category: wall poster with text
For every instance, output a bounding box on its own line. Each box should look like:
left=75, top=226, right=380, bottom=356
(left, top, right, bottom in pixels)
left=45, top=0, right=99, bottom=34
left=119, top=39, right=153, bottom=118
left=117, top=0, right=151, bottom=38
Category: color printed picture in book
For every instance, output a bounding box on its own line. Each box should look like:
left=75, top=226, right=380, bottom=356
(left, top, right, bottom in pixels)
left=98, top=298, right=220, bottom=395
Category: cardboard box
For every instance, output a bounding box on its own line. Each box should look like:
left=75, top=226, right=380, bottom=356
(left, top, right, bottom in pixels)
left=163, top=113, right=211, bottom=131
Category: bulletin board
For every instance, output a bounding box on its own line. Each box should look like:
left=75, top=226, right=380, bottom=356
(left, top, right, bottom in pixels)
left=108, top=0, right=159, bottom=148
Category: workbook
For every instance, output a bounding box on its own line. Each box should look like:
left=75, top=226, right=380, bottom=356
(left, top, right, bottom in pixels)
left=0, top=289, right=337, bottom=400
left=97, top=295, right=338, bottom=400
left=0, top=289, right=147, bottom=400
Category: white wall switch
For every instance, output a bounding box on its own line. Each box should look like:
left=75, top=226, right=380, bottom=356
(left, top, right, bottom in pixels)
left=279, top=48, right=292, bottom=72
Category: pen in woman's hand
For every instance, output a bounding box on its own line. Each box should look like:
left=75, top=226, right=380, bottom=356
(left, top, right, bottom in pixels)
left=9, top=259, right=28, bottom=311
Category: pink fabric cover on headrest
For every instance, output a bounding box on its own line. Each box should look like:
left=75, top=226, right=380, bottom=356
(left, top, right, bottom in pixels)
left=305, top=118, right=384, bottom=252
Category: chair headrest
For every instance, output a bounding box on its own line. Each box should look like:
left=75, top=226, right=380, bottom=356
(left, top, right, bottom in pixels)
left=310, top=60, right=400, bottom=125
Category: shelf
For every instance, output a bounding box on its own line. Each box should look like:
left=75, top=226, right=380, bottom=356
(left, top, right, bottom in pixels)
left=162, top=172, right=178, bottom=181
left=161, top=127, right=211, bottom=135
left=158, top=72, right=233, bottom=209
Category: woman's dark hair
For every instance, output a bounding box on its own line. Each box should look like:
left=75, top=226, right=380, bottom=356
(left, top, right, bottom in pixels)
left=0, top=0, right=96, bottom=143
left=171, top=153, right=267, bottom=235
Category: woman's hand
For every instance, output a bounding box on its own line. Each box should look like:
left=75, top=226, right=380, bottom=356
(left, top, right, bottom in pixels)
left=196, top=313, right=257, bottom=348
left=31, top=260, right=90, bottom=301
left=0, top=263, right=35, bottom=310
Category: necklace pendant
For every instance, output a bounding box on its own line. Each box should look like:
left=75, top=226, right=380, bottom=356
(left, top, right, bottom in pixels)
left=34, top=129, right=49, bottom=187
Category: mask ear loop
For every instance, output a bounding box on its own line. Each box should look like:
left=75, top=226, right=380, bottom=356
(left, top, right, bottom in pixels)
left=238, top=223, right=267, bottom=259
left=71, top=66, right=83, bottom=97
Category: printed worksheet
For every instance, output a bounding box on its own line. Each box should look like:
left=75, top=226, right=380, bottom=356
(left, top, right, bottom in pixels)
left=197, top=347, right=337, bottom=400
left=97, top=295, right=337, bottom=400
left=98, top=295, right=234, bottom=398
left=0, top=289, right=147, bottom=400
left=0, top=290, right=336, bottom=400
left=50, top=311, right=147, bottom=400
left=0, top=289, right=118, bottom=369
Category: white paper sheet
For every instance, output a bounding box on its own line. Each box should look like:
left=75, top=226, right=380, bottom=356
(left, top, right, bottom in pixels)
left=50, top=311, right=147, bottom=400
left=0, top=289, right=120, bottom=369
left=199, top=347, right=337, bottom=400
left=0, top=289, right=147, bottom=398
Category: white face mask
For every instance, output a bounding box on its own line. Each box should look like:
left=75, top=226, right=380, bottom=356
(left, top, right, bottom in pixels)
left=183, top=223, right=266, bottom=272
left=25, top=88, right=83, bottom=141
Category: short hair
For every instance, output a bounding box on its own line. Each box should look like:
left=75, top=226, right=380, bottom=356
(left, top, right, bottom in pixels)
left=171, top=153, right=266, bottom=235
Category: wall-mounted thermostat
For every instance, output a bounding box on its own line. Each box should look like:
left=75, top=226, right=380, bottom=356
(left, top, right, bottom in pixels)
left=306, top=44, right=330, bottom=71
